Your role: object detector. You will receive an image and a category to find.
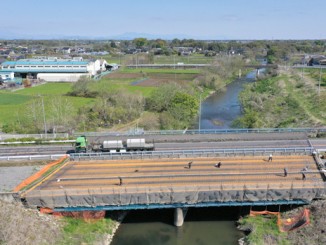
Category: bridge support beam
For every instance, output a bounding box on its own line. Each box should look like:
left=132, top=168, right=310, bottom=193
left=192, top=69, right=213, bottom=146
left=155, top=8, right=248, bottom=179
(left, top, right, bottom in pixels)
left=174, top=208, right=188, bottom=227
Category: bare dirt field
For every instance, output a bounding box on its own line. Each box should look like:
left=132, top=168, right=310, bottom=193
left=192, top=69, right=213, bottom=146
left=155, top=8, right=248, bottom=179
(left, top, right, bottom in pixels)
left=104, top=72, right=200, bottom=87
left=104, top=73, right=143, bottom=79
left=134, top=78, right=189, bottom=87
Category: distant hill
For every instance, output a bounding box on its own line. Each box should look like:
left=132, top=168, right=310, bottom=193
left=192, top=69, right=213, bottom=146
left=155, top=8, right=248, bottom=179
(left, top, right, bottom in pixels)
left=0, top=31, right=227, bottom=40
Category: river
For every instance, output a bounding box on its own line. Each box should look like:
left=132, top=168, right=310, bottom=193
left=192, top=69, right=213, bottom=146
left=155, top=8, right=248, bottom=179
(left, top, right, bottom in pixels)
left=111, top=70, right=258, bottom=245
left=197, top=69, right=257, bottom=129
left=111, top=207, right=244, bottom=245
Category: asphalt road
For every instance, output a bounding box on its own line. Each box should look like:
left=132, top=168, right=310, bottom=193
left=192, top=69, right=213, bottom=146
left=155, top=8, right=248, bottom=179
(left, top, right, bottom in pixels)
left=0, top=138, right=326, bottom=156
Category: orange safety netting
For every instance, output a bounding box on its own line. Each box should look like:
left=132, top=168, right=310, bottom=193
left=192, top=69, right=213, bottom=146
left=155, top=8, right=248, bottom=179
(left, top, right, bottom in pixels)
left=14, top=155, right=68, bottom=192
left=250, top=208, right=310, bottom=232
left=40, top=208, right=106, bottom=223
left=279, top=208, right=310, bottom=232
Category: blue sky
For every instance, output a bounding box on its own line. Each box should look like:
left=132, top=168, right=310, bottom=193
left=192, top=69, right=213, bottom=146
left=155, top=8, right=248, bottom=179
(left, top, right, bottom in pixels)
left=1, top=0, right=325, bottom=39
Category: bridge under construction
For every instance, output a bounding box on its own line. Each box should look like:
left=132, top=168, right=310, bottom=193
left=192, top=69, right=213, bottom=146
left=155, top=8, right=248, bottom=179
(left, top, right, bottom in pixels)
left=20, top=153, right=325, bottom=213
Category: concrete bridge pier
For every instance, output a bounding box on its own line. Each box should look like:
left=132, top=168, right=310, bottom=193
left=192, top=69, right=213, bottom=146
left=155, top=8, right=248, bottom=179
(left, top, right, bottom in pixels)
left=174, top=207, right=188, bottom=227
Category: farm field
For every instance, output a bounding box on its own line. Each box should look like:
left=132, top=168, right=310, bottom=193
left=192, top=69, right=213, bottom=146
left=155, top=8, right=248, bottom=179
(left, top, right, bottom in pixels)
left=1, top=68, right=201, bottom=127
left=100, top=54, right=215, bottom=66
left=0, top=83, right=93, bottom=125
left=101, top=67, right=201, bottom=95
left=153, top=54, right=215, bottom=64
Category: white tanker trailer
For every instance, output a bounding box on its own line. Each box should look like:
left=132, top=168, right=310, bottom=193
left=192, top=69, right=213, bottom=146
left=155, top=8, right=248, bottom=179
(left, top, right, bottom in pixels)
left=86, top=137, right=155, bottom=152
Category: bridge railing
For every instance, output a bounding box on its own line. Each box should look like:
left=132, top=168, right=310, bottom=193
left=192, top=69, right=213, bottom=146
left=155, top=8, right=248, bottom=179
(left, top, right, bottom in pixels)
left=70, top=147, right=314, bottom=160
left=1, top=128, right=325, bottom=140
left=0, top=154, right=67, bottom=161
left=74, top=128, right=326, bottom=137
left=0, top=133, right=69, bottom=141
left=0, top=147, right=313, bottom=162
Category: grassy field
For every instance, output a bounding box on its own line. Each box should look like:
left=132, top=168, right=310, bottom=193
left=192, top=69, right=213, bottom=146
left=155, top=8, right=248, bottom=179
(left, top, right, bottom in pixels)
left=120, top=67, right=201, bottom=74
left=15, top=83, right=73, bottom=95
left=153, top=54, right=215, bottom=64
left=0, top=93, right=33, bottom=105
left=1, top=67, right=203, bottom=130
left=102, top=53, right=215, bottom=65
left=0, top=68, right=189, bottom=124
left=99, top=67, right=201, bottom=97
left=91, top=77, right=156, bottom=97
left=235, top=69, right=326, bottom=128
left=60, top=217, right=115, bottom=245
left=238, top=214, right=289, bottom=244
left=0, top=83, right=93, bottom=124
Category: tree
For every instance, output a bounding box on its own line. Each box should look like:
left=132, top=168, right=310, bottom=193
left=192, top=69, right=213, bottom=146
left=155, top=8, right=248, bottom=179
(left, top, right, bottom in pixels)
left=80, top=89, right=145, bottom=129
left=152, top=39, right=167, bottom=49
left=133, top=38, right=148, bottom=48
left=169, top=92, right=199, bottom=127
left=110, top=41, right=117, bottom=48
left=68, top=76, right=97, bottom=98
left=232, top=109, right=262, bottom=128
left=146, top=83, right=181, bottom=112
left=139, top=112, right=160, bottom=130
left=49, top=97, right=74, bottom=132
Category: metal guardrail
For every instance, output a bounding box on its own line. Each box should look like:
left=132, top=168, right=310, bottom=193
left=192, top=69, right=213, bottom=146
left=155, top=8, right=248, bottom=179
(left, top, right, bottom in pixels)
left=1, top=128, right=325, bottom=140
left=0, top=146, right=315, bottom=161
left=70, top=147, right=314, bottom=160
left=74, top=128, right=326, bottom=137
left=0, top=133, right=69, bottom=140
left=0, top=154, right=66, bottom=161
left=0, top=140, right=75, bottom=145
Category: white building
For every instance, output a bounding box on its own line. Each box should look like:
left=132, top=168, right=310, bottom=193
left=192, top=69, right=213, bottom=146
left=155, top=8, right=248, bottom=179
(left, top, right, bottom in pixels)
left=0, top=71, right=14, bottom=81
left=0, top=57, right=105, bottom=82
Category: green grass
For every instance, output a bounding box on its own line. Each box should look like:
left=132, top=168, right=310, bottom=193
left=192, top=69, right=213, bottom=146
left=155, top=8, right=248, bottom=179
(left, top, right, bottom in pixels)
left=0, top=93, right=33, bottom=105
left=239, top=215, right=289, bottom=245
left=93, top=78, right=156, bottom=97
left=1, top=67, right=204, bottom=131
left=0, top=83, right=94, bottom=125
left=15, top=83, right=73, bottom=96
left=153, top=54, right=215, bottom=64
left=97, top=68, right=201, bottom=97
left=126, top=85, right=155, bottom=97
left=60, top=217, right=114, bottom=245
left=120, top=67, right=201, bottom=74
left=102, top=53, right=215, bottom=65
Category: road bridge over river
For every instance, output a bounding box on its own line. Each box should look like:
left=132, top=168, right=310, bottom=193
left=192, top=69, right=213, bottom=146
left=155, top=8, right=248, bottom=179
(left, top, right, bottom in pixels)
left=20, top=150, right=326, bottom=226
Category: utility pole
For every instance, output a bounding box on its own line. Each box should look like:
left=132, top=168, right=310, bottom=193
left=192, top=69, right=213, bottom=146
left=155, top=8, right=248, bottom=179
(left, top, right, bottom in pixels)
left=174, top=55, right=176, bottom=81
left=319, top=65, right=322, bottom=97
left=39, top=95, right=47, bottom=138
left=198, top=94, right=202, bottom=132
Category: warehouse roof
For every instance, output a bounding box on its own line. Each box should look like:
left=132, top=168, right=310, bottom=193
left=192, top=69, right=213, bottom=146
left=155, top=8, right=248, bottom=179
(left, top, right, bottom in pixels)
left=2, top=59, right=89, bottom=66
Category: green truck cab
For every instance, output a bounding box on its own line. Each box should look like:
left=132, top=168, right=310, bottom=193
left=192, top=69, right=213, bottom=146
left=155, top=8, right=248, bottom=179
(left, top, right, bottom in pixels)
left=75, top=136, right=88, bottom=153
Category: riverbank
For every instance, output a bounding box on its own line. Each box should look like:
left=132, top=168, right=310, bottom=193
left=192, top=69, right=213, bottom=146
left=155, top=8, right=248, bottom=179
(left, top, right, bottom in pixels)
left=237, top=199, right=326, bottom=245
left=107, top=211, right=127, bottom=244
left=0, top=162, right=123, bottom=245
left=234, top=67, right=326, bottom=128
left=0, top=199, right=63, bottom=245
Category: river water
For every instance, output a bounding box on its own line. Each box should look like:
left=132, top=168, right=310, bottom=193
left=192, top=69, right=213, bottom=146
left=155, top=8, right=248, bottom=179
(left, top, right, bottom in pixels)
left=111, top=71, right=258, bottom=245
left=197, top=70, right=256, bottom=129
left=111, top=207, right=244, bottom=245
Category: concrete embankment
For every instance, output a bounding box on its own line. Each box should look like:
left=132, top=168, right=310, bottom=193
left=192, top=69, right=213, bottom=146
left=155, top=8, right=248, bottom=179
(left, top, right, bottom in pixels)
left=0, top=192, right=19, bottom=203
